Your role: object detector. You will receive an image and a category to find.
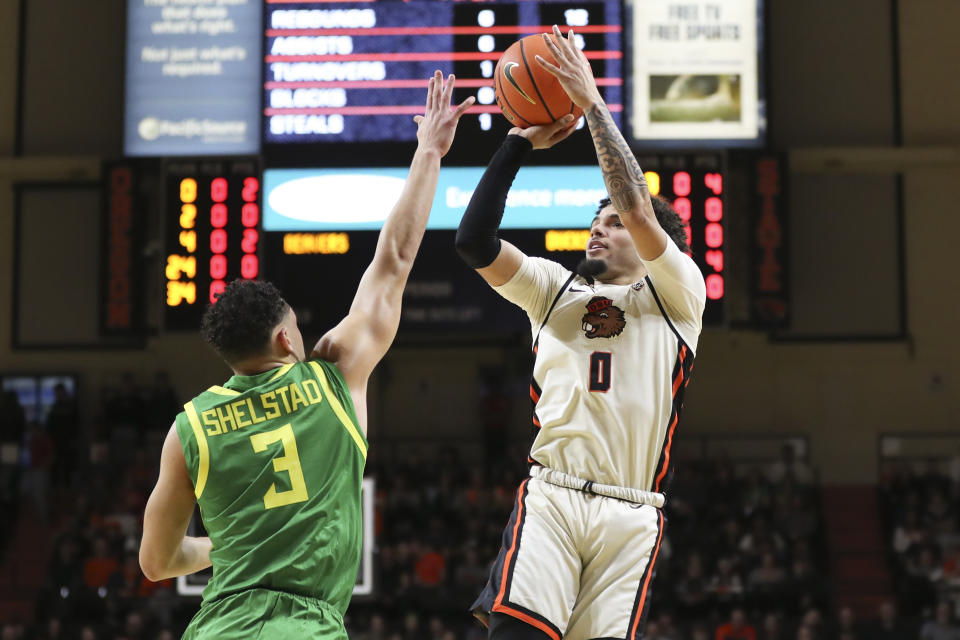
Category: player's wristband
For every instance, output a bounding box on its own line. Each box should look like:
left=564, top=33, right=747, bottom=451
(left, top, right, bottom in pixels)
left=455, top=135, right=533, bottom=269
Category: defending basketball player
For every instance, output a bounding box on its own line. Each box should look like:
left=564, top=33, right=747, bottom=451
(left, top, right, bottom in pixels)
left=458, top=27, right=706, bottom=640
left=138, top=72, right=474, bottom=639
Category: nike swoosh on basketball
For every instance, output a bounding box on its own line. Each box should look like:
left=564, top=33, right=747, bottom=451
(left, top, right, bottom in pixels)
left=503, top=62, right=537, bottom=104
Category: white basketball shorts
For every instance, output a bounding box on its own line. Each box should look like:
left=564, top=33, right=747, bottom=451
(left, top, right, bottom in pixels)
left=471, top=472, right=665, bottom=640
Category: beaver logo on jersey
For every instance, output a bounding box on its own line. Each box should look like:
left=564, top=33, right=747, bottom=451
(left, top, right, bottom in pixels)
left=581, top=296, right=626, bottom=339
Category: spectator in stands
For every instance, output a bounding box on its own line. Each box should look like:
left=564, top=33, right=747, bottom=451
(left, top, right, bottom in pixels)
left=920, top=602, right=960, bottom=640
left=740, top=466, right=774, bottom=515
left=0, top=390, right=26, bottom=445
left=925, top=490, right=957, bottom=536
left=1, top=623, right=25, bottom=640
left=891, top=509, right=926, bottom=554
left=653, top=612, right=680, bottom=640
left=758, top=613, right=784, bottom=640
left=715, top=608, right=756, bottom=640
left=799, top=608, right=826, bottom=639
left=902, top=545, right=942, bottom=612
left=782, top=556, right=827, bottom=613
left=46, top=382, right=78, bottom=487
left=739, top=515, right=786, bottom=566
left=0, top=390, right=26, bottom=550
left=676, top=553, right=711, bottom=617
left=107, top=552, right=146, bottom=604
left=713, top=516, right=744, bottom=560
left=865, top=600, right=914, bottom=640
left=79, top=625, right=99, bottom=640
left=794, top=626, right=814, bottom=640
left=775, top=493, right=819, bottom=543
left=767, top=443, right=814, bottom=487
left=401, top=612, right=422, bottom=640
left=413, top=542, right=447, bottom=590
left=453, top=545, right=489, bottom=601
left=835, top=605, right=861, bottom=639
left=644, top=620, right=663, bottom=639
left=22, top=423, right=55, bottom=521
left=354, top=613, right=388, bottom=640
left=119, top=610, right=147, bottom=640
left=32, top=618, right=64, bottom=640
left=690, top=623, right=711, bottom=640
left=84, top=536, right=119, bottom=590
left=709, top=556, right=745, bottom=605
left=748, top=551, right=787, bottom=599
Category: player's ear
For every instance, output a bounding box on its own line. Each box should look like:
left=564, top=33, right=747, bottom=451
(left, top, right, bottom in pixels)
left=275, top=326, right=295, bottom=357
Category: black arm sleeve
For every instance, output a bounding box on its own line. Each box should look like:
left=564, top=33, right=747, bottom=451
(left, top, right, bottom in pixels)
left=454, top=134, right=533, bottom=269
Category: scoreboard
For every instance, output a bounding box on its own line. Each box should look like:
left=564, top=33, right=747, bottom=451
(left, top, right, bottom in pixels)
left=258, top=155, right=725, bottom=334
left=163, top=159, right=261, bottom=331
left=639, top=155, right=726, bottom=326
left=140, top=0, right=736, bottom=333
left=159, top=154, right=726, bottom=333
left=262, top=0, right=623, bottom=165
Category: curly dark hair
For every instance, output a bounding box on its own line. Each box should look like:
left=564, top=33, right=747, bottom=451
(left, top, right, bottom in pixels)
left=594, top=196, right=691, bottom=254
left=200, top=280, right=289, bottom=363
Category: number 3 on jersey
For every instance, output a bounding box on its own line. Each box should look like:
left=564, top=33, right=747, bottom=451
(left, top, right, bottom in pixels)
left=589, top=352, right=612, bottom=392
left=250, top=424, right=309, bottom=509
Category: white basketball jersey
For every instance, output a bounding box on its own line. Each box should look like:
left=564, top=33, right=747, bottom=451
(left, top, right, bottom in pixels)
left=494, top=240, right=706, bottom=493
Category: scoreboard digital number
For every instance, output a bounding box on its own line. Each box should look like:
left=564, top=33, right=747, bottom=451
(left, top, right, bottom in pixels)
left=638, top=155, right=726, bottom=325
left=164, top=159, right=261, bottom=331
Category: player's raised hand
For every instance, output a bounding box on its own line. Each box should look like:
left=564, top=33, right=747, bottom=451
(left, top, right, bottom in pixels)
left=509, top=114, right=578, bottom=150
left=414, top=70, right=476, bottom=158
left=535, top=25, right=603, bottom=109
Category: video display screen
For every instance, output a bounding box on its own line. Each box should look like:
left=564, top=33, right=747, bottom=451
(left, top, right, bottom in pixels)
left=262, top=0, right=623, bottom=163
left=124, top=0, right=262, bottom=156
left=627, top=0, right=766, bottom=147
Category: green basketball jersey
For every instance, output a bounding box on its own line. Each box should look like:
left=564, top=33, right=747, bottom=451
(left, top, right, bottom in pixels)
left=174, top=359, right=367, bottom=616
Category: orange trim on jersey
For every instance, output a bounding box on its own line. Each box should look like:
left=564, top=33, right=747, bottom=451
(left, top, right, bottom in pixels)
left=629, top=511, right=665, bottom=639
left=658, top=345, right=688, bottom=492
left=532, top=415, right=541, bottom=428
left=671, top=346, right=688, bottom=395
left=655, top=413, right=679, bottom=492
left=529, top=385, right=540, bottom=403
left=491, top=603, right=562, bottom=640
left=494, top=478, right=530, bottom=610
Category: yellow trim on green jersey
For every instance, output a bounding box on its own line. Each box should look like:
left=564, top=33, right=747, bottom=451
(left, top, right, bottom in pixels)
left=208, top=385, right=240, bottom=397
left=309, top=361, right=366, bottom=460
left=184, top=401, right=211, bottom=498
left=269, top=363, right=295, bottom=382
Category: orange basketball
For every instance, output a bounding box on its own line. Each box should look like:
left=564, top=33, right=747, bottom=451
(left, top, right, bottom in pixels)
left=494, top=34, right=583, bottom=128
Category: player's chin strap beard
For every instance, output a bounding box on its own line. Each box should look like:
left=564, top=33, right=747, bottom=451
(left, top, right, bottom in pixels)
left=576, top=258, right=607, bottom=285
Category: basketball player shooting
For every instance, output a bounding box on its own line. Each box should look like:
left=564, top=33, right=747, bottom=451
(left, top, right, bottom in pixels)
left=457, top=27, right=706, bottom=640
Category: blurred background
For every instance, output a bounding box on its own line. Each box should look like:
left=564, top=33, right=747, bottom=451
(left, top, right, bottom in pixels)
left=1, top=0, right=959, bottom=638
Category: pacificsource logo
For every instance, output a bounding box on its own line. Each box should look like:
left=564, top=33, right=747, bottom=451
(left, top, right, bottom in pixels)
left=137, top=117, right=247, bottom=142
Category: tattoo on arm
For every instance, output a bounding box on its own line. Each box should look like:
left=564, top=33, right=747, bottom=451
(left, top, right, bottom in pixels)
left=585, top=103, right=650, bottom=213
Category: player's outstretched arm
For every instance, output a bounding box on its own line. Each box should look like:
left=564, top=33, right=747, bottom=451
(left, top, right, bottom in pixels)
left=140, top=424, right=212, bottom=581
left=312, top=71, right=473, bottom=430
left=537, top=25, right=668, bottom=261
left=456, top=117, right=577, bottom=287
